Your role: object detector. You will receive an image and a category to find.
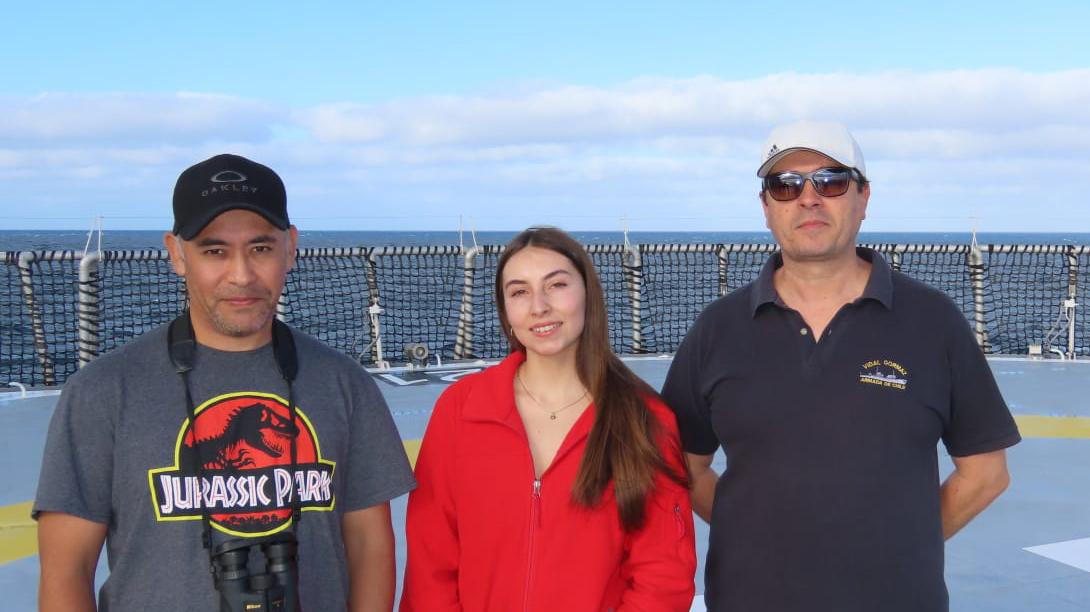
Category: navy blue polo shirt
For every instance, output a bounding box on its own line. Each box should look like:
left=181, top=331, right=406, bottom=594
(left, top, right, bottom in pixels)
left=662, top=248, right=1021, bottom=612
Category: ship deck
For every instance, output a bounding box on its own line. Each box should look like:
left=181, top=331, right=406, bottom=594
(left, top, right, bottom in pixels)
left=2, top=356, right=1089, bottom=611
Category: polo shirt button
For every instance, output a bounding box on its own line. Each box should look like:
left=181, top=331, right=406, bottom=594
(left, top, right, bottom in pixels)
left=800, top=328, right=808, bottom=335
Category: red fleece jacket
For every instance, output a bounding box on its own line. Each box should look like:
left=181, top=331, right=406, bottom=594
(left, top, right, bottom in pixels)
left=401, top=352, right=696, bottom=612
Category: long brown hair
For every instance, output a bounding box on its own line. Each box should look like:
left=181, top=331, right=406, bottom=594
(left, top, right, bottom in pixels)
left=495, top=227, right=688, bottom=531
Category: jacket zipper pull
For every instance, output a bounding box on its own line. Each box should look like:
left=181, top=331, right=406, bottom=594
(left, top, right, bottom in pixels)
left=532, top=479, right=543, bottom=527
left=674, top=503, right=684, bottom=538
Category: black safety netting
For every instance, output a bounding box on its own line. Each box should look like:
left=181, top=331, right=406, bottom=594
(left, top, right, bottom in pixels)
left=876, top=244, right=976, bottom=323
left=3, top=243, right=1088, bottom=387
left=367, top=247, right=465, bottom=365
left=281, top=248, right=376, bottom=363
left=982, top=247, right=1076, bottom=356
left=1, top=252, right=82, bottom=386
left=92, top=251, right=187, bottom=358
left=639, top=246, right=719, bottom=354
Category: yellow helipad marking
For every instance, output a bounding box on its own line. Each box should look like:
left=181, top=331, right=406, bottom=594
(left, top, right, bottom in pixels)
left=403, top=439, right=422, bottom=469
left=3, top=419, right=1088, bottom=565
left=0, top=501, right=36, bottom=565
left=1014, top=415, right=1090, bottom=439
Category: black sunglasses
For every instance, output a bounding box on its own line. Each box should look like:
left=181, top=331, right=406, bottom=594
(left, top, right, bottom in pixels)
left=763, top=167, right=863, bottom=201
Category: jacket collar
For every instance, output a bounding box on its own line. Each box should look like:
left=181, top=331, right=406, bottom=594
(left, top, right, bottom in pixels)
left=750, top=246, right=894, bottom=317
left=463, top=351, right=596, bottom=455
left=463, top=351, right=525, bottom=428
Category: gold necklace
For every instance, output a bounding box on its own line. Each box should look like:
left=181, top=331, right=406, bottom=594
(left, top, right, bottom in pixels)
left=516, top=370, right=588, bottom=420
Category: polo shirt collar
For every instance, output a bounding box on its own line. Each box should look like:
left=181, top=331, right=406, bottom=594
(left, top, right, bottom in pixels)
left=749, top=246, right=894, bottom=317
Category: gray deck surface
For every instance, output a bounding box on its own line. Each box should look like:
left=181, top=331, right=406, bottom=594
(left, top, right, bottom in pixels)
left=2, top=357, right=1088, bottom=611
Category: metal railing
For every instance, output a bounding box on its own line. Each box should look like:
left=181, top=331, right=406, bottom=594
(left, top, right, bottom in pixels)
left=2, top=243, right=1086, bottom=387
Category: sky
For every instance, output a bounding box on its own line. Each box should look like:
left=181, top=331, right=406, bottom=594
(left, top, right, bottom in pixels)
left=2, top=0, right=1088, bottom=233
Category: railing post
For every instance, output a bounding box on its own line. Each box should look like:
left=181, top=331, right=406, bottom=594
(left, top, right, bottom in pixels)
left=717, top=246, right=729, bottom=297
left=1066, top=246, right=1079, bottom=359
left=968, top=243, right=990, bottom=352
left=77, top=252, right=102, bottom=367
left=454, top=246, right=479, bottom=359
left=18, top=252, right=55, bottom=385
left=276, top=246, right=296, bottom=323
left=624, top=244, right=643, bottom=353
left=888, top=246, right=903, bottom=272
left=364, top=248, right=384, bottom=366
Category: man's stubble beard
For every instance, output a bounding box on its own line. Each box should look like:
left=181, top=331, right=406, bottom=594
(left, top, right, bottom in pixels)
left=209, top=298, right=277, bottom=338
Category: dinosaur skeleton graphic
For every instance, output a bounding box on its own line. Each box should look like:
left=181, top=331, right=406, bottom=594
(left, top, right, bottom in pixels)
left=183, top=402, right=299, bottom=471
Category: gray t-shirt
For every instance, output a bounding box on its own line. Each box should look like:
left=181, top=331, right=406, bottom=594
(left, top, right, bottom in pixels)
left=34, top=323, right=416, bottom=611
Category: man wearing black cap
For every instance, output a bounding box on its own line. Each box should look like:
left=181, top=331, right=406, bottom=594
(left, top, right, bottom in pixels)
left=35, top=154, right=416, bottom=611
left=663, top=122, right=1020, bottom=611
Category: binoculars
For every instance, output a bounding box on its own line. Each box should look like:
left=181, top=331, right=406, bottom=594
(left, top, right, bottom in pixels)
left=212, top=533, right=300, bottom=612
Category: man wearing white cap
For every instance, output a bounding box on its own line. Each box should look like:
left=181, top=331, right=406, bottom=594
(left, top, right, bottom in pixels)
left=662, top=121, right=1020, bottom=611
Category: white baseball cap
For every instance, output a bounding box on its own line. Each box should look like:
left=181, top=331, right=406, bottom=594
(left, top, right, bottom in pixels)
left=757, top=121, right=866, bottom=178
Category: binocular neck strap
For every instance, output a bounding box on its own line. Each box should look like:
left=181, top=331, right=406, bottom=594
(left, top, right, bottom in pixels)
left=271, top=318, right=302, bottom=527
left=167, top=312, right=303, bottom=559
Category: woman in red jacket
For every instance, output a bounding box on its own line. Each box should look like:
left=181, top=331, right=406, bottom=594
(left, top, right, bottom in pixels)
left=402, top=227, right=696, bottom=611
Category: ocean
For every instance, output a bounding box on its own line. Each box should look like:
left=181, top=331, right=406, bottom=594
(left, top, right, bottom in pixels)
left=3, top=229, right=1090, bottom=252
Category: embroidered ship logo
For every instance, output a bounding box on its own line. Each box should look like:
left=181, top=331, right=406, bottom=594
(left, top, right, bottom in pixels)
left=859, top=359, right=909, bottom=391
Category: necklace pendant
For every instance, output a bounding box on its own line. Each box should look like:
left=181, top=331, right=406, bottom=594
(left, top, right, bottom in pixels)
left=550, top=413, right=557, bottom=420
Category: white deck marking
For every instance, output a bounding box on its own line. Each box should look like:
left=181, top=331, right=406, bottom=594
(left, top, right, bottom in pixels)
left=373, top=368, right=483, bottom=386
left=376, top=373, right=428, bottom=386
left=1025, top=537, right=1090, bottom=572
left=433, top=368, right=481, bottom=382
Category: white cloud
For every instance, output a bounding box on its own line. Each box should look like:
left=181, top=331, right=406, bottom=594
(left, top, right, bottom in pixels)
left=2, top=69, right=1089, bottom=232
left=0, top=92, right=281, bottom=143
left=297, top=69, right=1090, bottom=152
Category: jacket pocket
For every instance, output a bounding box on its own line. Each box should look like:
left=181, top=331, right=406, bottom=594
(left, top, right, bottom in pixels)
left=673, top=500, right=686, bottom=540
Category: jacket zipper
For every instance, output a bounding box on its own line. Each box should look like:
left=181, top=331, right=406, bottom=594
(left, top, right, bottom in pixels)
left=515, top=390, right=587, bottom=611
left=523, top=478, right=543, bottom=612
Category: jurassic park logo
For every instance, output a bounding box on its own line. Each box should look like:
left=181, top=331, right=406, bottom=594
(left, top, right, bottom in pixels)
left=148, top=392, right=335, bottom=537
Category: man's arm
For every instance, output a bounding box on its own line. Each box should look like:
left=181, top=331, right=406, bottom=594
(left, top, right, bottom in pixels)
left=343, top=502, right=396, bottom=612
left=38, top=511, right=106, bottom=612
left=686, top=452, right=718, bottom=524
left=940, top=449, right=1010, bottom=540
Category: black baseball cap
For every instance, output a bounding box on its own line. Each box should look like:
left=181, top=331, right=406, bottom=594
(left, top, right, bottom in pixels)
left=172, top=153, right=289, bottom=240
